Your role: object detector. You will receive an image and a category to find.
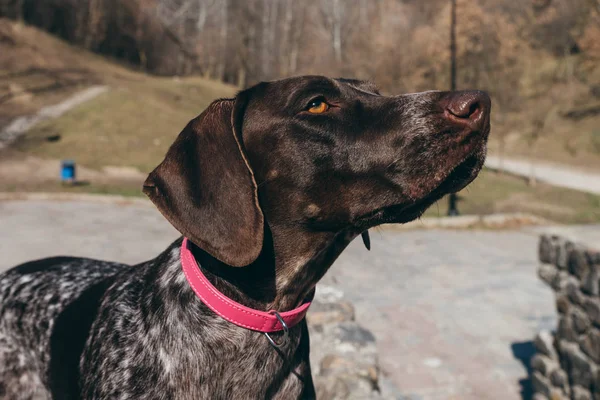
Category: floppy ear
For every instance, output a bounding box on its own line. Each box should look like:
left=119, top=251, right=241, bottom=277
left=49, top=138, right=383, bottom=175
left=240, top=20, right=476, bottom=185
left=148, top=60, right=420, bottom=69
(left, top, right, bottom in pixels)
left=143, top=96, right=264, bottom=267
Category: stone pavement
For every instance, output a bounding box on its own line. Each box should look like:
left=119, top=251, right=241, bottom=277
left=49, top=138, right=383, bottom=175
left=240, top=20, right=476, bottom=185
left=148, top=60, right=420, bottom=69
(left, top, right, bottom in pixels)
left=0, top=199, right=561, bottom=399
left=0, top=199, right=179, bottom=268
left=322, top=229, right=557, bottom=400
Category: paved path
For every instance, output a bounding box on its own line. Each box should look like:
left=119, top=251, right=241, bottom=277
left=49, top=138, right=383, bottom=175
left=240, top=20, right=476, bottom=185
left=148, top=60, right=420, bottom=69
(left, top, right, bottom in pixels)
left=485, top=155, right=600, bottom=195
left=322, top=229, right=556, bottom=400
left=0, top=200, right=179, bottom=268
left=0, top=200, right=560, bottom=400
left=0, top=85, right=108, bottom=149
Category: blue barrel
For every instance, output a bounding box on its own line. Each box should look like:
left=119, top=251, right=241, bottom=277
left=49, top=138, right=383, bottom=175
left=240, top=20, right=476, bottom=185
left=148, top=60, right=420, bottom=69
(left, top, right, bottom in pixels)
left=61, top=160, right=76, bottom=183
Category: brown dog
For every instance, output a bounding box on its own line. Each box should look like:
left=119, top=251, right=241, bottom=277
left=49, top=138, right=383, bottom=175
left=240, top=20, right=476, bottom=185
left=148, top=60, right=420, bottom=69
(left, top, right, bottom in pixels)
left=0, top=76, right=490, bottom=399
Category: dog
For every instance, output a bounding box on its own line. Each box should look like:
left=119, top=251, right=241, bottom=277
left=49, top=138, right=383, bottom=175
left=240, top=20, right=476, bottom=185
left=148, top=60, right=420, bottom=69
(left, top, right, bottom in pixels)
left=0, top=76, right=491, bottom=399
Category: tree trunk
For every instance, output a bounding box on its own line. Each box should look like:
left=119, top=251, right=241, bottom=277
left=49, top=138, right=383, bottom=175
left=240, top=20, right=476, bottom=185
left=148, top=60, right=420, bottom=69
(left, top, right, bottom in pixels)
left=197, top=0, right=207, bottom=33
left=269, top=1, right=278, bottom=78
left=359, top=0, right=368, bottom=28
left=332, top=0, right=343, bottom=63
left=289, top=3, right=305, bottom=75
left=261, top=0, right=271, bottom=80
left=237, top=67, right=246, bottom=88
left=15, top=0, right=24, bottom=22
left=217, top=0, right=228, bottom=82
left=280, top=0, right=294, bottom=76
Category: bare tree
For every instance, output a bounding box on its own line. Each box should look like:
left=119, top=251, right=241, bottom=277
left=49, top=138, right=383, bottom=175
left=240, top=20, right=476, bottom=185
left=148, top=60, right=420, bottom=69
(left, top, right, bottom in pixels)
left=288, top=2, right=306, bottom=76
left=2, top=0, right=599, bottom=118
left=320, top=0, right=345, bottom=63
left=217, top=0, right=228, bottom=81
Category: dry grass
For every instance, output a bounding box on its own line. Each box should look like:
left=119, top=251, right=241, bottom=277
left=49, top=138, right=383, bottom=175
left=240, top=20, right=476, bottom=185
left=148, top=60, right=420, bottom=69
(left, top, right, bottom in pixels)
left=488, top=113, right=600, bottom=172
left=0, top=17, right=133, bottom=126
left=425, top=169, right=600, bottom=224
left=0, top=18, right=236, bottom=172
left=13, top=77, right=235, bottom=172
left=0, top=179, right=144, bottom=197
left=487, top=55, right=600, bottom=171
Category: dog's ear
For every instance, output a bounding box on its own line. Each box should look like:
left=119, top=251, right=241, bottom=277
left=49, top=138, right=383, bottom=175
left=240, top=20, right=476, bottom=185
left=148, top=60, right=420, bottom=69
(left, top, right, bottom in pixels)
left=143, top=95, right=263, bottom=267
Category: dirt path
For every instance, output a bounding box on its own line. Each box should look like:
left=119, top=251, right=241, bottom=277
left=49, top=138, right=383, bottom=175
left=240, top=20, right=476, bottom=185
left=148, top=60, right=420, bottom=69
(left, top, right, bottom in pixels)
left=0, top=85, right=108, bottom=149
left=486, top=155, right=600, bottom=195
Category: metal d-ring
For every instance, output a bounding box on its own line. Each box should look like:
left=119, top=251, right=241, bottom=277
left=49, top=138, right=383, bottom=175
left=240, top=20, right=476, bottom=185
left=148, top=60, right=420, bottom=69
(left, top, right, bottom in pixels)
left=264, top=311, right=289, bottom=349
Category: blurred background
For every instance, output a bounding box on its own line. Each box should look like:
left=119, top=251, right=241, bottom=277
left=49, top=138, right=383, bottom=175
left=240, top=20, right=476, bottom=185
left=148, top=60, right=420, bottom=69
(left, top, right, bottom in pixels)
left=0, top=1, right=599, bottom=399
left=1, top=0, right=599, bottom=222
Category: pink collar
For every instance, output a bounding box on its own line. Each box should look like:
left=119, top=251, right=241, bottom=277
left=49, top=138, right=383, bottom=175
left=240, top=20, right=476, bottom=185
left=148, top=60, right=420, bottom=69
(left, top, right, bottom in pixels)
left=180, top=238, right=312, bottom=333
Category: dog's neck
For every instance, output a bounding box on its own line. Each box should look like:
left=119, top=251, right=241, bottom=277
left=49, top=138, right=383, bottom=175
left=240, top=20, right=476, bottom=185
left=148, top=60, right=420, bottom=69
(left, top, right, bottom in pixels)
left=191, top=224, right=357, bottom=312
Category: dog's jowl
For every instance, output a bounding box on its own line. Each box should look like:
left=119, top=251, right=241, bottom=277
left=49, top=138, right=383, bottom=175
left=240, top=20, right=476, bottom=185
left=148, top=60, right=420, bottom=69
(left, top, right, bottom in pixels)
left=0, top=76, right=491, bottom=399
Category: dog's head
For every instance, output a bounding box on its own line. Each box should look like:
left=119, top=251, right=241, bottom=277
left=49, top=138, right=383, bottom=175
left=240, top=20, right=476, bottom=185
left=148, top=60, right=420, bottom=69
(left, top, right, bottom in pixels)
left=144, top=76, right=491, bottom=266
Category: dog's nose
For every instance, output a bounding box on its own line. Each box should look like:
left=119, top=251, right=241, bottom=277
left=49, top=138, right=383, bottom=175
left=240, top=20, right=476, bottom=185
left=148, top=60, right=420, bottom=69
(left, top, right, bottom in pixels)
left=443, top=90, right=490, bottom=131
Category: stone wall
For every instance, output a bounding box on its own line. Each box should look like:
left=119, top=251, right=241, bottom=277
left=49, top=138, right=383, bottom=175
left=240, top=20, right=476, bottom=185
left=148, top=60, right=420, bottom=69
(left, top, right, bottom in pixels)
left=308, top=285, right=393, bottom=399
left=534, top=235, right=600, bottom=400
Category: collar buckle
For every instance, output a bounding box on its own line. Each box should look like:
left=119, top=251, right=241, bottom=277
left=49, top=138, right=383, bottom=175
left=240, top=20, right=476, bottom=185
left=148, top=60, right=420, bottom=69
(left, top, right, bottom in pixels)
left=264, top=311, right=289, bottom=348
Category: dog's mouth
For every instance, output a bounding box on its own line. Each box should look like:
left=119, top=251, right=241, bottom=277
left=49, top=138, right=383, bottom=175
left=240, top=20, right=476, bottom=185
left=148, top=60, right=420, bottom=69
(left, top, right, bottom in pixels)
left=436, top=151, right=485, bottom=194
left=390, top=151, right=485, bottom=222
left=356, top=148, right=486, bottom=229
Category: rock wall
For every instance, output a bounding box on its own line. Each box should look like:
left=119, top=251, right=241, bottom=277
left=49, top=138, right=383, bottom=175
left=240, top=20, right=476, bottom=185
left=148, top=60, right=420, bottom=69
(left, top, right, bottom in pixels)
left=308, top=285, right=391, bottom=399
left=534, top=235, right=600, bottom=400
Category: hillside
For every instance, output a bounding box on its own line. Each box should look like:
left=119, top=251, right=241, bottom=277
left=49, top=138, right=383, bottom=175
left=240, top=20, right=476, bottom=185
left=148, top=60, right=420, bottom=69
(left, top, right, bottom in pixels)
left=384, top=0, right=600, bottom=171
left=0, top=18, right=597, bottom=223
left=0, top=18, right=236, bottom=175
left=2, top=1, right=600, bottom=170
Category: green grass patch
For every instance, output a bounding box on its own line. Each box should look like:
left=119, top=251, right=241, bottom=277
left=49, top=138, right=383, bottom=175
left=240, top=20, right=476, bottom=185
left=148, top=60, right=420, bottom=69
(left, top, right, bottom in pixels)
left=425, top=168, right=600, bottom=224
left=0, top=179, right=144, bottom=197
left=591, top=130, right=600, bottom=154
left=14, top=76, right=236, bottom=172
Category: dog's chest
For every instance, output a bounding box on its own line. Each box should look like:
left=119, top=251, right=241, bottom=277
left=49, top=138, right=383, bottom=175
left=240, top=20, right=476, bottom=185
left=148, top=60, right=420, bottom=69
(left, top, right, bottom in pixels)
left=83, top=318, right=307, bottom=398
left=159, top=340, right=306, bottom=399
left=80, top=255, right=309, bottom=399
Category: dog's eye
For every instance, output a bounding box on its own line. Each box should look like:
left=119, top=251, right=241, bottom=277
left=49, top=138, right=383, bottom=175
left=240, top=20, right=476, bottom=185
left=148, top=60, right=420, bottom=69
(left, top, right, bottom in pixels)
left=306, top=98, right=330, bottom=114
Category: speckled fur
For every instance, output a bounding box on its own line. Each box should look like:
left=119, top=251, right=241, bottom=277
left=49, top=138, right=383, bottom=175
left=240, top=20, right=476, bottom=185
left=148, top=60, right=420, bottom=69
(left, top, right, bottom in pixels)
left=0, top=239, right=315, bottom=399
left=0, top=257, right=125, bottom=399
left=0, top=76, right=490, bottom=399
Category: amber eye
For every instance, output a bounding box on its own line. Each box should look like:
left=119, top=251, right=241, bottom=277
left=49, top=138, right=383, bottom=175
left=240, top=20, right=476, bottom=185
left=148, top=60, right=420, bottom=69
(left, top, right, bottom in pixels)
left=306, top=98, right=330, bottom=114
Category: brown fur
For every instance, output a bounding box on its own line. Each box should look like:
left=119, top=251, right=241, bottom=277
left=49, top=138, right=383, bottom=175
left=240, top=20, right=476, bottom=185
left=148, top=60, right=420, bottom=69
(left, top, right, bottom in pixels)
left=0, top=76, right=490, bottom=399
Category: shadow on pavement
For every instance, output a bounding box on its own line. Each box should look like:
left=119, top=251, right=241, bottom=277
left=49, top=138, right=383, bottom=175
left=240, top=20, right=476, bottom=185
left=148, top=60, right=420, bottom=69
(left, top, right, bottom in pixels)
left=511, top=341, right=536, bottom=400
